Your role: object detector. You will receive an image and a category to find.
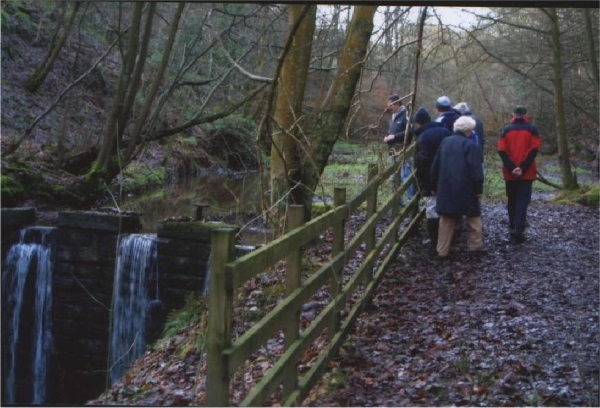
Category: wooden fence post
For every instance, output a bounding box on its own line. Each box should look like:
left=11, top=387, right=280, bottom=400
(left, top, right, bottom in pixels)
left=391, top=160, right=401, bottom=240
left=330, top=187, right=346, bottom=343
left=283, top=205, right=305, bottom=399
left=364, top=164, right=378, bottom=285
left=206, top=228, right=237, bottom=407
left=393, top=154, right=400, bottom=192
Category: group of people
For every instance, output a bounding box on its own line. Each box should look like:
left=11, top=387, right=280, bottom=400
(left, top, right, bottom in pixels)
left=384, top=94, right=541, bottom=258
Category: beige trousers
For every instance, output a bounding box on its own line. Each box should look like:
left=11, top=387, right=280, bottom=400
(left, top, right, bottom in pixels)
left=437, top=215, right=483, bottom=257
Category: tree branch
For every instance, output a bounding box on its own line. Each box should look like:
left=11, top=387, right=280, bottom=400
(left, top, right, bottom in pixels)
left=4, top=29, right=128, bottom=156
left=217, top=39, right=273, bottom=83
left=147, top=83, right=268, bottom=142
left=463, top=9, right=551, bottom=35
left=463, top=27, right=599, bottom=125
left=536, top=171, right=562, bottom=189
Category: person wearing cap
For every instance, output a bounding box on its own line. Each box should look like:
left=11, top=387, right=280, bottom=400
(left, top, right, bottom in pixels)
left=431, top=116, right=484, bottom=258
left=413, top=107, right=451, bottom=249
left=435, top=96, right=462, bottom=133
left=497, top=106, right=541, bottom=243
left=383, top=94, right=415, bottom=205
left=454, top=102, right=485, bottom=161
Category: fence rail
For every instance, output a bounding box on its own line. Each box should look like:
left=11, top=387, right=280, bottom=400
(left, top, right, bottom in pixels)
left=206, top=144, right=423, bottom=406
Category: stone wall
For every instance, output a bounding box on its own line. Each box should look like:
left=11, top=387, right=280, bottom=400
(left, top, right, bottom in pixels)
left=51, top=211, right=143, bottom=404
left=1, top=210, right=220, bottom=405
left=156, top=221, right=217, bottom=311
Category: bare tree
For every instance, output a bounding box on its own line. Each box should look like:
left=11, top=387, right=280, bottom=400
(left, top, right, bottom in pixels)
left=546, top=7, right=577, bottom=189
left=24, top=2, right=81, bottom=92
left=270, top=5, right=317, bottom=213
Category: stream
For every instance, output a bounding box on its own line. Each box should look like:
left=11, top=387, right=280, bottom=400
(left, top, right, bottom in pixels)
left=122, top=172, right=269, bottom=244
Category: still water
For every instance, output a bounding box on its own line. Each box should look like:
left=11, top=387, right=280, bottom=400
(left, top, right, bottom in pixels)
left=122, top=172, right=267, bottom=242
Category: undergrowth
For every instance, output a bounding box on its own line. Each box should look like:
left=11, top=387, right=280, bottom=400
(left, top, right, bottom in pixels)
left=157, top=293, right=208, bottom=355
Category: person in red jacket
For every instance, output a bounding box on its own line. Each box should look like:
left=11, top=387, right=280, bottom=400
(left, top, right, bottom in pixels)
left=497, top=106, right=541, bottom=243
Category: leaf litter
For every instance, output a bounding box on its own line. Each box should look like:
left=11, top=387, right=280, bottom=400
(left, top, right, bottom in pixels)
left=90, top=202, right=598, bottom=406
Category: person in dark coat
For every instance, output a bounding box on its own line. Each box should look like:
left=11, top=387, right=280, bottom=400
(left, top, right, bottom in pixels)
left=383, top=94, right=415, bottom=205
left=497, top=105, right=541, bottom=243
left=413, top=107, right=451, bottom=247
left=431, top=116, right=485, bottom=257
left=434, top=96, right=462, bottom=133
left=454, top=102, right=485, bottom=161
left=383, top=94, right=408, bottom=145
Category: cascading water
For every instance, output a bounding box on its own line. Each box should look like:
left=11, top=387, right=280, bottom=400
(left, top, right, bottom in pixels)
left=202, top=246, right=256, bottom=296
left=108, top=234, right=158, bottom=385
left=2, top=228, right=53, bottom=404
left=202, top=252, right=212, bottom=296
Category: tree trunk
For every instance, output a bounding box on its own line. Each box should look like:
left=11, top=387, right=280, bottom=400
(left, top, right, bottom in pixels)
left=114, top=2, right=156, bottom=163
left=582, top=9, right=599, bottom=96
left=57, top=97, right=70, bottom=165
left=299, top=5, right=377, bottom=213
left=94, top=2, right=143, bottom=179
left=122, top=2, right=184, bottom=166
left=315, top=6, right=340, bottom=106
left=270, top=5, right=317, bottom=214
left=548, top=8, right=577, bottom=189
left=24, top=2, right=81, bottom=93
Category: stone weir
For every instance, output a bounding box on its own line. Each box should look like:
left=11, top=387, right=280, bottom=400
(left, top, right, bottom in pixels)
left=1, top=208, right=226, bottom=405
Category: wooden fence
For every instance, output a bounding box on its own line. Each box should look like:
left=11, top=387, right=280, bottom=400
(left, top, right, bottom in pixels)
left=206, top=144, right=424, bottom=406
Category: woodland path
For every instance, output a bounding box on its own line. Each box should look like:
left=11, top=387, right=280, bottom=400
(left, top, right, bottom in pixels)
left=308, top=202, right=599, bottom=407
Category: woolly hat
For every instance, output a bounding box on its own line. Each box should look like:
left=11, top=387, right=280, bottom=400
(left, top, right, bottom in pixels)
left=514, top=105, right=527, bottom=115
left=388, top=94, right=401, bottom=104
left=453, top=102, right=470, bottom=114
left=414, top=107, right=431, bottom=125
left=436, top=96, right=452, bottom=110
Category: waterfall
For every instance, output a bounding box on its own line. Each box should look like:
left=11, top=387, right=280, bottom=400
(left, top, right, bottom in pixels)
left=32, top=234, right=52, bottom=404
left=202, top=246, right=256, bottom=296
left=2, top=229, right=53, bottom=404
left=108, top=234, right=157, bottom=385
left=202, top=252, right=211, bottom=296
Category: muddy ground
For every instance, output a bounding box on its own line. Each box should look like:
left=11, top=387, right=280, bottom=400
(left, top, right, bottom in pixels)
left=307, top=202, right=599, bottom=407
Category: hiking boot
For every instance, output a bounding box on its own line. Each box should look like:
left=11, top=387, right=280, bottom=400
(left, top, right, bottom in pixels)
left=466, top=249, right=488, bottom=257
left=427, top=218, right=439, bottom=249
left=510, top=229, right=526, bottom=244
left=514, top=232, right=526, bottom=244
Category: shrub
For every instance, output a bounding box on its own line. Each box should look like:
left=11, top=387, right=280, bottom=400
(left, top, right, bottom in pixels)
left=204, top=114, right=258, bottom=171
left=1, top=175, right=25, bottom=205
left=120, top=163, right=167, bottom=193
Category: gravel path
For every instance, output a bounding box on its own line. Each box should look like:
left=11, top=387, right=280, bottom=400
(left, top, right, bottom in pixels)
left=309, top=202, right=599, bottom=407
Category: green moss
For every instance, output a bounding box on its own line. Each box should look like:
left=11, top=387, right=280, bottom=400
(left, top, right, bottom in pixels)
left=85, top=162, right=107, bottom=184
left=311, top=203, right=331, bottom=218
left=162, top=221, right=234, bottom=231
left=542, top=165, right=591, bottom=176
left=205, top=114, right=258, bottom=170
left=553, top=185, right=600, bottom=207
left=332, top=141, right=361, bottom=155
left=582, top=186, right=600, bottom=207
left=158, top=293, right=207, bottom=355
left=1, top=175, right=25, bottom=204
left=120, top=164, right=166, bottom=193
left=1, top=160, right=89, bottom=206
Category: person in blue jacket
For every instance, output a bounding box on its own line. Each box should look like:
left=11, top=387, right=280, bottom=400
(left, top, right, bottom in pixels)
left=431, top=116, right=485, bottom=258
left=434, top=96, right=461, bottom=133
left=413, top=107, right=451, bottom=248
left=454, top=102, right=485, bottom=161
left=383, top=94, right=415, bottom=205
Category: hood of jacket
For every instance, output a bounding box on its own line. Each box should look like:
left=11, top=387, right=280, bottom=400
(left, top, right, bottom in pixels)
left=415, top=121, right=445, bottom=137
left=510, top=115, right=530, bottom=124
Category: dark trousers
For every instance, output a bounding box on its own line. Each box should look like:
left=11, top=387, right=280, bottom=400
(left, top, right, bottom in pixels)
left=505, top=180, right=533, bottom=232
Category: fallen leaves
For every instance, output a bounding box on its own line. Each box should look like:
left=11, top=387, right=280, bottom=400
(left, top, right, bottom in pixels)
left=308, top=203, right=599, bottom=407
left=89, top=203, right=599, bottom=407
